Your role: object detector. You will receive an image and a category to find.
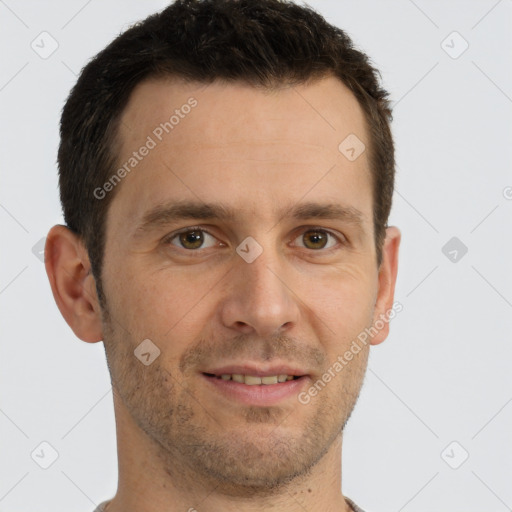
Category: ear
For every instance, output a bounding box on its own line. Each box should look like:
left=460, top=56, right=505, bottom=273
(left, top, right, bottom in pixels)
left=370, top=226, right=401, bottom=346
left=45, top=225, right=104, bottom=343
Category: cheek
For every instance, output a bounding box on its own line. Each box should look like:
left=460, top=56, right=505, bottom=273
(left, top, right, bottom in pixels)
left=107, top=263, right=220, bottom=347
left=302, top=271, right=376, bottom=365
left=306, top=265, right=376, bottom=323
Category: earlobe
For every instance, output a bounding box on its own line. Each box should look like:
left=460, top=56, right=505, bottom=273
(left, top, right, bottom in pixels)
left=45, top=225, right=104, bottom=343
left=370, top=226, right=401, bottom=346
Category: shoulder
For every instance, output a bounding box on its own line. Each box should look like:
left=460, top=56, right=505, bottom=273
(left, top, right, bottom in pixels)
left=346, top=496, right=367, bottom=512
left=92, top=501, right=111, bottom=512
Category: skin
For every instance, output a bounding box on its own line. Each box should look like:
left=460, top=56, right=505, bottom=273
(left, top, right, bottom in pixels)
left=46, top=76, right=400, bottom=512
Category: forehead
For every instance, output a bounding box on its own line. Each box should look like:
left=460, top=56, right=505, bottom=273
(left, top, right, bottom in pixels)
left=108, top=76, right=373, bottom=234
left=119, top=75, right=368, bottom=153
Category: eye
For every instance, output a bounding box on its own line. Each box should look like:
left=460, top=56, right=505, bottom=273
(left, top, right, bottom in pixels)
left=292, top=228, right=341, bottom=250
left=164, top=226, right=343, bottom=253
left=166, top=228, right=219, bottom=250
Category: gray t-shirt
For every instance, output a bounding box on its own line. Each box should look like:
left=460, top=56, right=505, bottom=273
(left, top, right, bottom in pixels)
left=346, top=497, right=366, bottom=512
left=93, top=502, right=110, bottom=512
left=93, top=497, right=366, bottom=511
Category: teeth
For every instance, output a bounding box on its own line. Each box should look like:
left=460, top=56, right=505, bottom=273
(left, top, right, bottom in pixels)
left=215, top=373, right=297, bottom=385
left=245, top=375, right=262, bottom=385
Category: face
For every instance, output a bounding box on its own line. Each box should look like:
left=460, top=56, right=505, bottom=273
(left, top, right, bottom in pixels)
left=97, top=76, right=391, bottom=495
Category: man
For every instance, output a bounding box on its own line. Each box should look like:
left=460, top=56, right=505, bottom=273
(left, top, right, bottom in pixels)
left=45, top=0, right=400, bottom=510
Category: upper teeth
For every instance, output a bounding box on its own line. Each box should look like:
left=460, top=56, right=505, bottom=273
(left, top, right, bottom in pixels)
left=218, top=374, right=295, bottom=385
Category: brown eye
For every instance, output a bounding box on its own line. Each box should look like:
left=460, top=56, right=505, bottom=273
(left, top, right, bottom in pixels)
left=294, top=229, right=339, bottom=250
left=179, top=230, right=204, bottom=249
left=168, top=229, right=217, bottom=250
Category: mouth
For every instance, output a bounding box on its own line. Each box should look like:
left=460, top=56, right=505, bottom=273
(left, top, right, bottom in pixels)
left=201, top=369, right=309, bottom=406
left=203, top=372, right=302, bottom=385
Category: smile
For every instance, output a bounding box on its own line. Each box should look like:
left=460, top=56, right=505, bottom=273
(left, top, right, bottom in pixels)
left=201, top=372, right=309, bottom=406
left=203, top=372, right=300, bottom=385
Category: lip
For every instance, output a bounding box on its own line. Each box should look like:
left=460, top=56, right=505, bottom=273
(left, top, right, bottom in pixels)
left=201, top=366, right=310, bottom=407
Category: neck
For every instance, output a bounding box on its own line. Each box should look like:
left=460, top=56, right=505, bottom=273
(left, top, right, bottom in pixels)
left=105, top=397, right=353, bottom=512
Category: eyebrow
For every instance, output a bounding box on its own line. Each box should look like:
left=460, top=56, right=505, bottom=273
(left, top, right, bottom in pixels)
left=133, top=200, right=366, bottom=238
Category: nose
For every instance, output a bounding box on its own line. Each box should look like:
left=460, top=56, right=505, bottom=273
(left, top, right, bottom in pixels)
left=219, top=245, right=300, bottom=338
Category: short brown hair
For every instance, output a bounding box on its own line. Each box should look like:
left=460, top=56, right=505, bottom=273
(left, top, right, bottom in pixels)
left=58, top=0, right=394, bottom=296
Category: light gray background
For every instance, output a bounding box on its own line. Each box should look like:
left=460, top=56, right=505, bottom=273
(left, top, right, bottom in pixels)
left=1, top=1, right=511, bottom=511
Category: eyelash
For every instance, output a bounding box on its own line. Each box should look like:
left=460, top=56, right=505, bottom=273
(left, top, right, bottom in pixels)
left=163, top=225, right=346, bottom=254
